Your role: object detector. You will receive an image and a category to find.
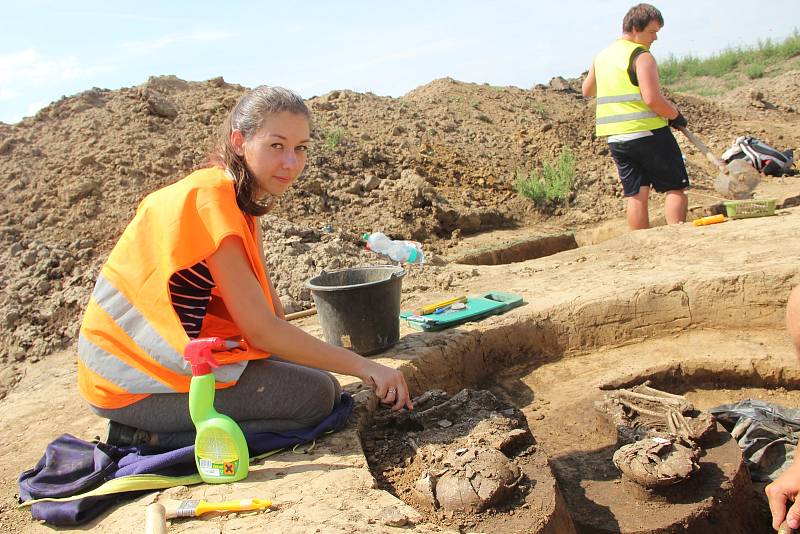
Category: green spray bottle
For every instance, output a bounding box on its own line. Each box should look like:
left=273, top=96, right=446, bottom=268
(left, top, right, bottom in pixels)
left=184, top=337, right=249, bottom=483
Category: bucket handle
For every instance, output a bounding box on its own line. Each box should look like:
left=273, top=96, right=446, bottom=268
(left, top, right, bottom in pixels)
left=310, top=266, right=405, bottom=287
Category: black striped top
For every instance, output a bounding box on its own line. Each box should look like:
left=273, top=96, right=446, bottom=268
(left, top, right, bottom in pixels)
left=169, top=261, right=215, bottom=338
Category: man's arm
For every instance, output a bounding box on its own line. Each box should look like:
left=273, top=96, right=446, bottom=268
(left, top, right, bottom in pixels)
left=787, top=285, right=800, bottom=360
left=766, top=452, right=800, bottom=530
left=765, top=285, right=800, bottom=530
left=635, top=52, right=679, bottom=120
left=582, top=64, right=596, bottom=97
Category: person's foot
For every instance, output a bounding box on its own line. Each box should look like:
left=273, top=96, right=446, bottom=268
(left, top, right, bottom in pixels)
left=105, top=421, right=152, bottom=446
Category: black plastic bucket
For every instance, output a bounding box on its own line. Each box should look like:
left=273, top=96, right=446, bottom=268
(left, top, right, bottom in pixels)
left=306, top=265, right=405, bottom=356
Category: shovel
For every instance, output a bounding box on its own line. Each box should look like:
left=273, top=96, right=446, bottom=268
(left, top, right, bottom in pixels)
left=677, top=126, right=761, bottom=199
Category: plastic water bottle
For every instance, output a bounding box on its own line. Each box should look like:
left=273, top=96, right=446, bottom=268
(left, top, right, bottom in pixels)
left=363, top=232, right=425, bottom=264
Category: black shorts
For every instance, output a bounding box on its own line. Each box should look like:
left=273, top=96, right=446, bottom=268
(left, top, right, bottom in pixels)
left=609, top=126, right=690, bottom=196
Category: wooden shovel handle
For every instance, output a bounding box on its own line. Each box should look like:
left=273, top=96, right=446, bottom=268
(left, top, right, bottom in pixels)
left=285, top=307, right=317, bottom=321
left=677, top=126, right=728, bottom=173
left=145, top=503, right=167, bottom=534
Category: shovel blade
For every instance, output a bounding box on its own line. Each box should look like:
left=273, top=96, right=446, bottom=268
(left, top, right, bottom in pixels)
left=714, top=159, right=762, bottom=199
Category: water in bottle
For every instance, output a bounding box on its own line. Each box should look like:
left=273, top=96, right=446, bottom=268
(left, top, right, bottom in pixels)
left=363, top=232, right=425, bottom=264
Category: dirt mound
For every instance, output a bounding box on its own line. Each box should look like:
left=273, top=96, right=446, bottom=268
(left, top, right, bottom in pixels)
left=721, top=70, right=800, bottom=115
left=1, top=68, right=799, bottom=388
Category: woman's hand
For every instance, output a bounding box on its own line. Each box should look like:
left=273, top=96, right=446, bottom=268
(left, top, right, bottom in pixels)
left=363, top=362, right=414, bottom=411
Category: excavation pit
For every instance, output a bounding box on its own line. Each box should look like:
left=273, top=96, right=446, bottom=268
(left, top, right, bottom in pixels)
left=450, top=222, right=635, bottom=266
left=362, top=389, right=576, bottom=533
left=368, top=258, right=799, bottom=534
left=482, top=328, right=800, bottom=534
left=454, top=232, right=579, bottom=266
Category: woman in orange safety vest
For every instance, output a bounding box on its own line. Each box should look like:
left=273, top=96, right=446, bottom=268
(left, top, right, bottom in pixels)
left=78, top=86, right=413, bottom=447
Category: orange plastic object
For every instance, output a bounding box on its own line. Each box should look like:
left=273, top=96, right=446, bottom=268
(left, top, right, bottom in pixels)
left=693, top=214, right=726, bottom=226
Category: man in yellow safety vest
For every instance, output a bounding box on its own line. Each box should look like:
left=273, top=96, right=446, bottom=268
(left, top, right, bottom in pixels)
left=582, top=3, right=689, bottom=230
left=765, top=285, right=800, bottom=531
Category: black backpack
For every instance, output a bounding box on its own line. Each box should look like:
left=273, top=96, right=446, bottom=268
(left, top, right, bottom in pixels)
left=722, top=136, right=794, bottom=176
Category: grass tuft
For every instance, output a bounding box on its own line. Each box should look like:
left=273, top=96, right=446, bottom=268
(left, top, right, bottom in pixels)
left=323, top=127, right=343, bottom=149
left=660, top=30, right=800, bottom=87
left=515, top=147, right=576, bottom=206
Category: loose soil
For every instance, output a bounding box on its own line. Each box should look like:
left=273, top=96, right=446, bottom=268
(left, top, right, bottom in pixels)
left=363, top=388, right=575, bottom=533
left=486, top=328, right=798, bottom=534
left=0, top=63, right=799, bottom=533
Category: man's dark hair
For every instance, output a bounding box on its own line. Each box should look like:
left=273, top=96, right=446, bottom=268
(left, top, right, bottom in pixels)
left=622, top=3, right=664, bottom=32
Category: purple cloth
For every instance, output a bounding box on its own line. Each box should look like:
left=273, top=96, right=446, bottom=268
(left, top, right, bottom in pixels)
left=19, top=392, right=353, bottom=525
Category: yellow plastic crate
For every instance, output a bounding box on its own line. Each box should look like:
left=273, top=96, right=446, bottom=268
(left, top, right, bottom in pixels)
left=723, top=198, right=777, bottom=219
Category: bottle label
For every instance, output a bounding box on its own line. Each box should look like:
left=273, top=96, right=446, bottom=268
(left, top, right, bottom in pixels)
left=196, top=427, right=242, bottom=478
left=198, top=457, right=239, bottom=478
left=406, top=245, right=418, bottom=263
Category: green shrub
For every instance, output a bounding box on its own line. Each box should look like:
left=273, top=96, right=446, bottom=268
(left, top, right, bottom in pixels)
left=323, top=128, right=343, bottom=149
left=515, top=147, right=576, bottom=206
left=745, top=63, right=765, bottom=79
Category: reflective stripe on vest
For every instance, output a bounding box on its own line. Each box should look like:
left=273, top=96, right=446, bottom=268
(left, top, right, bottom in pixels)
left=596, top=110, right=659, bottom=124
left=79, top=273, right=247, bottom=394
left=594, top=39, right=668, bottom=136
left=596, top=93, right=645, bottom=105
left=78, top=334, right=173, bottom=394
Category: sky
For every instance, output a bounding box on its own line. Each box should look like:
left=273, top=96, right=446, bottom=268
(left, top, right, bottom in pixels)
left=0, top=0, right=797, bottom=124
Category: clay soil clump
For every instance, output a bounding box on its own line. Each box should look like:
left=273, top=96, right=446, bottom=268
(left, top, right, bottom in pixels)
left=363, top=389, right=576, bottom=533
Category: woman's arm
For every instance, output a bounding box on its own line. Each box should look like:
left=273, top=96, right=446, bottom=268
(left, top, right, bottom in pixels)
left=206, top=235, right=413, bottom=410
left=254, top=223, right=285, bottom=320
left=635, top=52, right=679, bottom=119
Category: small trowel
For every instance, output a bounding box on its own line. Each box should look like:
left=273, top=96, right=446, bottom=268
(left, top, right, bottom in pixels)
left=677, top=126, right=761, bottom=199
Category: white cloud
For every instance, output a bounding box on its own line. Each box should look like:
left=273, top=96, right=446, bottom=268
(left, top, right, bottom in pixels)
left=0, top=49, right=113, bottom=87
left=119, top=30, right=238, bottom=54
left=360, top=38, right=464, bottom=67
left=0, top=88, right=16, bottom=101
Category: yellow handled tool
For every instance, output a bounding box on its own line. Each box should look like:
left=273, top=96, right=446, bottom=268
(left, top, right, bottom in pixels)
left=413, top=296, right=467, bottom=316
left=163, top=498, right=272, bottom=519
left=692, top=214, right=726, bottom=226
left=145, top=503, right=167, bottom=534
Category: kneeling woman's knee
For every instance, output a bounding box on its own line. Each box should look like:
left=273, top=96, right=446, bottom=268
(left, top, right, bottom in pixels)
left=301, top=372, right=340, bottom=425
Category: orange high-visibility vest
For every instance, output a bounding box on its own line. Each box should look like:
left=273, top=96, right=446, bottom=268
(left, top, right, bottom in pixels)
left=78, top=167, right=274, bottom=409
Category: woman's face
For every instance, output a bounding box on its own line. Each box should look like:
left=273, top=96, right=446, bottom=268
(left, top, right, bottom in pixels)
left=233, top=111, right=311, bottom=198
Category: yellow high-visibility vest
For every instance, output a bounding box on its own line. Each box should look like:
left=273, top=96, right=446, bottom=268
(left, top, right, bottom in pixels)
left=593, top=39, right=668, bottom=136
left=78, top=167, right=274, bottom=409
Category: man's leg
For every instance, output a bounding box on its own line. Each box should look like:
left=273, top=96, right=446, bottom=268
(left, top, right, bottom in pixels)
left=664, top=189, right=688, bottom=224
left=627, top=186, right=651, bottom=230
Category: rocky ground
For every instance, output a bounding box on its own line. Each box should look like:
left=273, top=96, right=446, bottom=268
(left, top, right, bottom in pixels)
left=2, top=204, right=799, bottom=533
left=0, top=26, right=799, bottom=532
left=1, top=68, right=798, bottom=393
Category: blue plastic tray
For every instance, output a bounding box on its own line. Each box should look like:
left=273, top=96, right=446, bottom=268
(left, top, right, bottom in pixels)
left=400, top=291, right=524, bottom=331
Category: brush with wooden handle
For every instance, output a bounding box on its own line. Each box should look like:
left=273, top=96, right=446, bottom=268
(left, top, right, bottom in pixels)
left=144, top=503, right=167, bottom=534
left=413, top=296, right=467, bottom=316
left=162, top=498, right=272, bottom=519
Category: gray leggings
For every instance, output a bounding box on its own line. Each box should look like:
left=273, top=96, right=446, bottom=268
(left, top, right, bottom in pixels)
left=91, top=358, right=341, bottom=446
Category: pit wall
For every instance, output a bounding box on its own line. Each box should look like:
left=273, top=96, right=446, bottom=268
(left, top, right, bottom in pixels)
left=396, top=267, right=800, bottom=395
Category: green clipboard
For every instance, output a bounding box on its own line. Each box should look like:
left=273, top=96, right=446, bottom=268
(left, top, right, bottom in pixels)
left=400, top=291, right=523, bottom=331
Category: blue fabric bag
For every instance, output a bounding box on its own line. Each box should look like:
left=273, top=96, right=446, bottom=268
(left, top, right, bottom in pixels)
left=19, top=392, right=353, bottom=525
